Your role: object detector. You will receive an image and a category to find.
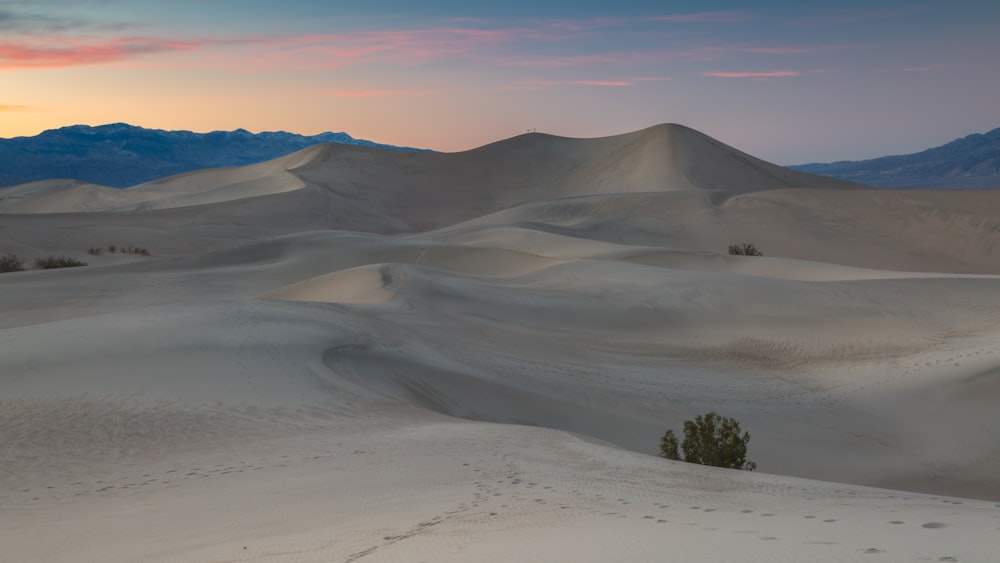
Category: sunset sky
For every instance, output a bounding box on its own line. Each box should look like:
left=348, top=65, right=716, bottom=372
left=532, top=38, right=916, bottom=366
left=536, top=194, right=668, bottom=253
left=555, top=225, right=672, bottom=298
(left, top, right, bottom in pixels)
left=3, top=0, right=998, bottom=164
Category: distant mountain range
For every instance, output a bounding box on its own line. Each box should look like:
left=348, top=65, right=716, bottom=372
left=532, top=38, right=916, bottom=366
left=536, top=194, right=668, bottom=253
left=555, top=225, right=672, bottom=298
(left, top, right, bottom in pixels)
left=0, top=123, right=430, bottom=188
left=4, top=123, right=998, bottom=190
left=790, top=127, right=1000, bottom=188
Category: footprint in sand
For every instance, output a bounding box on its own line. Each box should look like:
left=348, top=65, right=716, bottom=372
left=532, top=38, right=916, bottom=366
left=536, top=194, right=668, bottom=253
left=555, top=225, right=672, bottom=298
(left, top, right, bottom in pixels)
left=861, top=548, right=885, bottom=554
left=889, top=520, right=905, bottom=525
left=922, top=522, right=948, bottom=529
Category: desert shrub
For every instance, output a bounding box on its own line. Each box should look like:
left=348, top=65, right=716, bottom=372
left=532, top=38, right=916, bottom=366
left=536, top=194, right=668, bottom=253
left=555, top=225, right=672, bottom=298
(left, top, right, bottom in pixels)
left=0, top=253, right=25, bottom=273
left=33, top=255, right=88, bottom=269
left=87, top=247, right=104, bottom=255
left=109, top=244, right=150, bottom=256
left=660, top=411, right=757, bottom=471
left=728, top=243, right=763, bottom=257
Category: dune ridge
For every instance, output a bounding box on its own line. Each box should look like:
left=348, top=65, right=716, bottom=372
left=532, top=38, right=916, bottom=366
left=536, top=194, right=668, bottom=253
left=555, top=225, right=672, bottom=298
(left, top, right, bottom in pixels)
left=2, top=124, right=999, bottom=561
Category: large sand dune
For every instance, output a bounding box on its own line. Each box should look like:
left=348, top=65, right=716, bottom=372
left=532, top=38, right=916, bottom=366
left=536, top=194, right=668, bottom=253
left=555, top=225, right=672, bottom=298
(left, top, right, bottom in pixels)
left=2, top=124, right=1000, bottom=561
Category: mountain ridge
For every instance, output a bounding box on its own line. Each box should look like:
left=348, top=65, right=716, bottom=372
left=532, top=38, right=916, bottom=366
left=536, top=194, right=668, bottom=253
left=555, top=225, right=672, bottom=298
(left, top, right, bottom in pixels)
left=790, top=126, right=1000, bottom=188
left=0, top=123, right=430, bottom=188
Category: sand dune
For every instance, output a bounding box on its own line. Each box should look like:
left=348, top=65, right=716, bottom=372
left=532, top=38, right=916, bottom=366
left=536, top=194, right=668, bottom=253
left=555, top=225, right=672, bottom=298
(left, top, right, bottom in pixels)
left=2, top=124, right=1000, bottom=561
left=0, top=146, right=317, bottom=214
left=0, top=178, right=129, bottom=213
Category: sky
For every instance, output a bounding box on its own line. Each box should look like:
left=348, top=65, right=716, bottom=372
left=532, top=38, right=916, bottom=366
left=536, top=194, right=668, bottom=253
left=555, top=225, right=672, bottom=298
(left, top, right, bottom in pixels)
left=2, top=0, right=999, bottom=164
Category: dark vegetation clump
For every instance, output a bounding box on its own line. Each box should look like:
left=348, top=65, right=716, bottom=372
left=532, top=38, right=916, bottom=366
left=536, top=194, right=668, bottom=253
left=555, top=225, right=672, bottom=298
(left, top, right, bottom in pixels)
left=0, top=253, right=25, bottom=273
left=2, top=245, right=151, bottom=274
left=107, top=244, right=149, bottom=255
left=33, top=255, right=88, bottom=269
left=728, top=243, right=763, bottom=257
left=122, top=245, right=151, bottom=256
left=660, top=411, right=757, bottom=471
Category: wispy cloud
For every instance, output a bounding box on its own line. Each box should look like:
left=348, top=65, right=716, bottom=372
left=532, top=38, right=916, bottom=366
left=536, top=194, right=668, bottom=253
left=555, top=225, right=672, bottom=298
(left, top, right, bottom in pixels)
left=0, top=37, right=202, bottom=69
left=200, top=25, right=604, bottom=72
left=0, top=13, right=750, bottom=73
left=0, top=24, right=611, bottom=72
left=0, top=20, right=560, bottom=71
left=702, top=70, right=801, bottom=78
left=0, top=103, right=33, bottom=111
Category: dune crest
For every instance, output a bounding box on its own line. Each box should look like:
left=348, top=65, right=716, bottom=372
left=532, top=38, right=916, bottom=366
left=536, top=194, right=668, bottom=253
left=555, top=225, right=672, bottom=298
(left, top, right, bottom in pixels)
left=0, top=123, right=865, bottom=217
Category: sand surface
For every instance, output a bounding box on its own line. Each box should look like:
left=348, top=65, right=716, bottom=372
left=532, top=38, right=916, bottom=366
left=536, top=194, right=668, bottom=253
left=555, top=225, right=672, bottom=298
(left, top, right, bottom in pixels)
left=2, top=124, right=1000, bottom=561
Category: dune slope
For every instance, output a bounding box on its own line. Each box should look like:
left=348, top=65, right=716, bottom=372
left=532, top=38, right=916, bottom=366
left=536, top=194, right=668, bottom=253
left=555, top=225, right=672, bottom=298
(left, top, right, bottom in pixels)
left=2, top=124, right=1000, bottom=561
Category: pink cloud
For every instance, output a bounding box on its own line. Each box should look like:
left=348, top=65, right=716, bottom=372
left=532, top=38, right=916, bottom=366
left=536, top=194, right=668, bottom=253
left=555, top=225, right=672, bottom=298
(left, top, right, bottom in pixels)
left=0, top=37, right=201, bottom=69
left=0, top=25, right=543, bottom=72
left=702, top=70, right=801, bottom=78
left=227, top=27, right=567, bottom=71
left=0, top=17, right=757, bottom=74
left=0, top=104, right=33, bottom=111
left=0, top=12, right=768, bottom=77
